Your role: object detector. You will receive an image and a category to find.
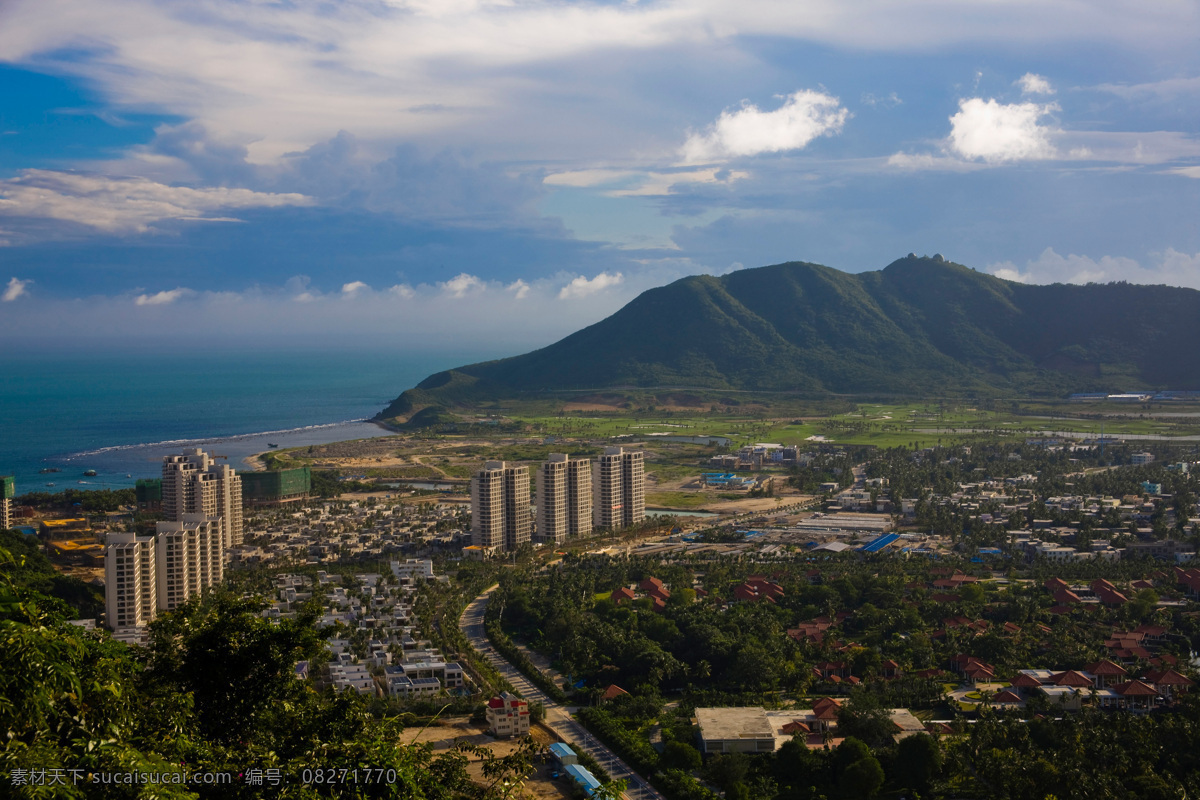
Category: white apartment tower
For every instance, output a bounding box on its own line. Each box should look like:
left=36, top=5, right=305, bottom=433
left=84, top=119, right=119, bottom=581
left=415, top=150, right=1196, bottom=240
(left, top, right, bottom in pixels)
left=105, top=532, right=158, bottom=629
left=536, top=454, right=593, bottom=544
left=162, top=449, right=244, bottom=549
left=470, top=461, right=531, bottom=553
left=593, top=447, right=645, bottom=530
left=1, top=475, right=14, bottom=531
left=154, top=517, right=224, bottom=612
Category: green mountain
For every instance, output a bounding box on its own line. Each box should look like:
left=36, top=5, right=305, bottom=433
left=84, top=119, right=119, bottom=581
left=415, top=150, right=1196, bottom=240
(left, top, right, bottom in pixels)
left=380, top=255, right=1200, bottom=416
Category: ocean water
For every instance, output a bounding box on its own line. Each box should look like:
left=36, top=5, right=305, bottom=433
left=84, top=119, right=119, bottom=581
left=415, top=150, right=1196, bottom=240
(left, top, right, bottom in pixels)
left=0, top=349, right=476, bottom=495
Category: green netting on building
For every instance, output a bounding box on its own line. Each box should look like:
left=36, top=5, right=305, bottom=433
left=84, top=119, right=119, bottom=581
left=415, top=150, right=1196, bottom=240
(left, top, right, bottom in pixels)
left=1, top=476, right=14, bottom=500
left=135, top=478, right=162, bottom=503
left=242, top=467, right=311, bottom=501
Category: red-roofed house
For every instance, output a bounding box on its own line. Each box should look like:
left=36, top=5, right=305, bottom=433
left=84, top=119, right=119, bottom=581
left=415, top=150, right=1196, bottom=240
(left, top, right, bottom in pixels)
left=601, top=684, right=630, bottom=702
left=1144, top=669, right=1194, bottom=697
left=1011, top=672, right=1043, bottom=689
left=1084, top=660, right=1128, bottom=689
left=1052, top=670, right=1094, bottom=688
left=612, top=587, right=636, bottom=606
left=486, top=692, right=530, bottom=737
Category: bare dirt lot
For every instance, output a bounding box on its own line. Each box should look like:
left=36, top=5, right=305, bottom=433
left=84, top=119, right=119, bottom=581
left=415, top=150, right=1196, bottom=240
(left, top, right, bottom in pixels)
left=404, top=717, right=571, bottom=800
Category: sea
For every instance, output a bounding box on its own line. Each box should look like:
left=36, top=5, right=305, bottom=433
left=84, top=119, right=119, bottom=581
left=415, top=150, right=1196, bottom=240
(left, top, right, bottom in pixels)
left=0, top=349, right=488, bottom=496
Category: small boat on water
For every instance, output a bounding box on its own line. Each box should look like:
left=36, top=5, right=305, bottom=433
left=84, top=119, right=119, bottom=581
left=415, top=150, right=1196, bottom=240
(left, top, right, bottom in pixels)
left=83, top=469, right=98, bottom=477
left=45, top=482, right=56, bottom=487
left=267, top=443, right=279, bottom=448
left=39, top=467, right=61, bottom=474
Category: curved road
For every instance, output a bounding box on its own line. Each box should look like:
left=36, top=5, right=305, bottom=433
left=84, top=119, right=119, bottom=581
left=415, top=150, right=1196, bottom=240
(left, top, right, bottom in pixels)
left=460, top=587, right=664, bottom=800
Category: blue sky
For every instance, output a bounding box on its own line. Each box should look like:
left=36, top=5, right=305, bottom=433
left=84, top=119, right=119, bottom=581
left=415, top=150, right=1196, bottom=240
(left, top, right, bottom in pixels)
left=0, top=0, right=1198, bottom=353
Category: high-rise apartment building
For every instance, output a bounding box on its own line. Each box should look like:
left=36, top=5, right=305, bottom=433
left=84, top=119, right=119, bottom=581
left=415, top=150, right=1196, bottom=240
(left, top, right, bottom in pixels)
left=105, top=532, right=158, bottom=629
left=162, top=449, right=243, bottom=549
left=470, top=461, right=531, bottom=553
left=104, top=516, right=225, bottom=630
left=104, top=448, right=238, bottom=630
left=621, top=448, right=646, bottom=527
left=1, top=475, right=13, bottom=531
left=536, top=454, right=592, bottom=544
left=593, top=447, right=645, bottom=530
left=154, top=517, right=224, bottom=612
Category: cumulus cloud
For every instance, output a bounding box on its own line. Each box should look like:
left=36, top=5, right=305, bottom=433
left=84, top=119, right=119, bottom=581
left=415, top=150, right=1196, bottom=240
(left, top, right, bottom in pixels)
left=134, top=287, right=192, bottom=305
left=1016, top=73, right=1055, bottom=95
left=558, top=271, right=623, bottom=299
left=439, top=273, right=483, bottom=297
left=508, top=279, right=530, bottom=299
left=3, top=277, right=31, bottom=302
left=681, top=91, right=849, bottom=164
left=948, top=98, right=1058, bottom=162
left=341, top=280, right=369, bottom=296
left=0, top=170, right=312, bottom=235
left=988, top=247, right=1200, bottom=289
left=1, top=1, right=1191, bottom=167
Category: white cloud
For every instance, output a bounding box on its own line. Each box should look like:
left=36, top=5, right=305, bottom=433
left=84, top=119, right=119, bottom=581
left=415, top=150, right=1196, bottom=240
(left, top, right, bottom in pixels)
left=2, top=277, right=31, bottom=302
left=543, top=167, right=747, bottom=197
left=681, top=90, right=849, bottom=164
left=341, top=280, right=369, bottom=296
left=1016, top=73, right=1054, bottom=95
left=440, top=273, right=483, bottom=297
left=885, top=152, right=984, bottom=172
left=861, top=91, right=902, bottom=108
left=558, top=271, right=624, bottom=299
left=1168, top=166, right=1200, bottom=178
left=134, top=287, right=191, bottom=305
left=508, top=279, right=530, bottom=299
left=0, top=264, right=709, bottom=352
left=948, top=98, right=1058, bottom=163
left=0, top=170, right=312, bottom=234
left=988, top=247, right=1200, bottom=289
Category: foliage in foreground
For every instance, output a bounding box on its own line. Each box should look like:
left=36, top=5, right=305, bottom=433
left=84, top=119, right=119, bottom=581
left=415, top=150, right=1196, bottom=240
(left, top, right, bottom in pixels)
left=0, top=545, right=534, bottom=799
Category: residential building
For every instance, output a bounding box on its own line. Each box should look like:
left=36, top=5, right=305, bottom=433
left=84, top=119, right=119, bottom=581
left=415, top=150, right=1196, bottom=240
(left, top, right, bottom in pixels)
left=470, top=462, right=531, bottom=553
left=486, top=692, right=530, bottom=737
left=593, top=447, right=645, bottom=530
left=162, top=449, right=244, bottom=549
left=391, top=559, right=435, bottom=583
left=1131, top=452, right=1155, bottom=466
left=1, top=475, right=13, bottom=531
left=536, top=454, right=593, bottom=544
left=104, top=532, right=158, bottom=629
left=154, top=516, right=224, bottom=612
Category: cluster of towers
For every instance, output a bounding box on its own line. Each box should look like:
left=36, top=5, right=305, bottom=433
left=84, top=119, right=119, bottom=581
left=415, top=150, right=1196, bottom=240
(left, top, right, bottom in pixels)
left=470, top=446, right=644, bottom=554
left=105, top=449, right=242, bottom=629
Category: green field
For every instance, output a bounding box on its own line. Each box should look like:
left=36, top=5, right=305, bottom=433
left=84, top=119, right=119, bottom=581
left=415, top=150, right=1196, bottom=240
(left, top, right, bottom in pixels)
left=645, top=491, right=717, bottom=509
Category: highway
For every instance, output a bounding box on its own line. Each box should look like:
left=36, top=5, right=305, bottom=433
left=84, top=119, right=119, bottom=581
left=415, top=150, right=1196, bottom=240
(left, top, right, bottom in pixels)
left=459, top=587, right=665, bottom=800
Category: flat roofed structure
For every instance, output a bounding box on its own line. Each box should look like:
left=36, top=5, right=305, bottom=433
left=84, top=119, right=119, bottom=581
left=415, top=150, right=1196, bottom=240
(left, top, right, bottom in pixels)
left=696, top=707, right=778, bottom=754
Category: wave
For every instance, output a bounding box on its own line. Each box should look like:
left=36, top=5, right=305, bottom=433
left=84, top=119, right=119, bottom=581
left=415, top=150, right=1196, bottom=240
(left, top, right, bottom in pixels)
left=62, top=419, right=380, bottom=460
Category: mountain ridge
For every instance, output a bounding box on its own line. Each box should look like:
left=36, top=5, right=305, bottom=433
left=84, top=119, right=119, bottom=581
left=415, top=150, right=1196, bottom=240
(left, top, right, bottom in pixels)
left=379, top=255, right=1200, bottom=418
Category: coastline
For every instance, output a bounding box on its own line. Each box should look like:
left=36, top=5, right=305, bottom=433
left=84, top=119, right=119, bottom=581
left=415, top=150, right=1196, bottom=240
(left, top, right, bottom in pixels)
left=242, top=419, right=394, bottom=472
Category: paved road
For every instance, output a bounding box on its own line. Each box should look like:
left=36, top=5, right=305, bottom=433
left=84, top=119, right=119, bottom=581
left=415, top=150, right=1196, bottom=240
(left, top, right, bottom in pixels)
left=460, top=586, right=664, bottom=800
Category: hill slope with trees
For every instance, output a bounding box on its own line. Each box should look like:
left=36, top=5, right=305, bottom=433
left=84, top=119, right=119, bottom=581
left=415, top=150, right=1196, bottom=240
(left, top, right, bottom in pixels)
left=381, top=255, right=1200, bottom=418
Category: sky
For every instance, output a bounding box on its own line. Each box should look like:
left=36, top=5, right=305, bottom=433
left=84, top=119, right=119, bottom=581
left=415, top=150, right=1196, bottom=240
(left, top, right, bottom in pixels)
left=0, top=0, right=1198, bottom=354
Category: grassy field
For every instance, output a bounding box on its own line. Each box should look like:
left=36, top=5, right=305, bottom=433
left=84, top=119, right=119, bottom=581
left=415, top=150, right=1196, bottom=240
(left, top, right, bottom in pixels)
left=645, top=491, right=717, bottom=509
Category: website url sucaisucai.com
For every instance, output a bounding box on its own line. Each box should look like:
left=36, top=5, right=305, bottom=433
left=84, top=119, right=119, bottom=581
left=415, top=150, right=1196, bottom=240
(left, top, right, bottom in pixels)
left=9, top=768, right=235, bottom=787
